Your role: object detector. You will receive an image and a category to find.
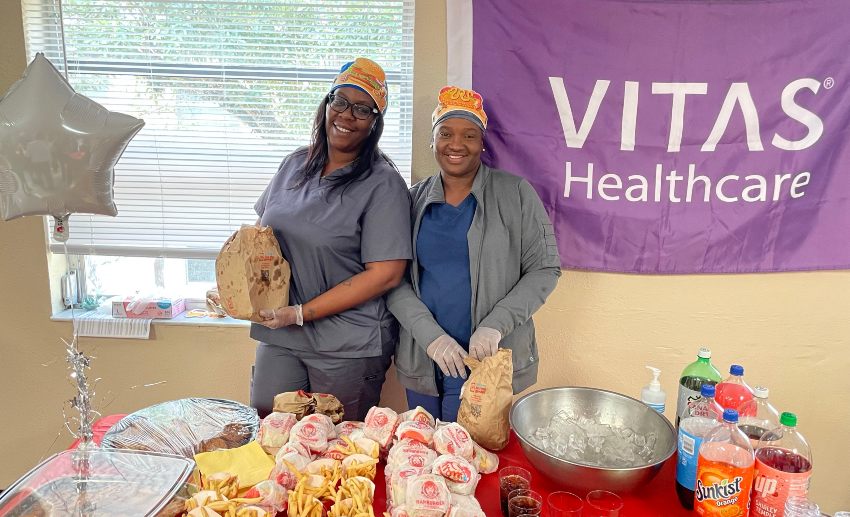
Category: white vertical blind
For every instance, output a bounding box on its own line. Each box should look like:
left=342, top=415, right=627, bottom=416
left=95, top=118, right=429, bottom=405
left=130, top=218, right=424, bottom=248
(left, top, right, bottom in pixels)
left=21, top=0, right=415, bottom=259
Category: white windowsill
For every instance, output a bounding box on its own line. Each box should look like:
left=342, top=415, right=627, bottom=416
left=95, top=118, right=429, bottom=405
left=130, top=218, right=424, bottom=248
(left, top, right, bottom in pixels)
left=51, top=308, right=250, bottom=328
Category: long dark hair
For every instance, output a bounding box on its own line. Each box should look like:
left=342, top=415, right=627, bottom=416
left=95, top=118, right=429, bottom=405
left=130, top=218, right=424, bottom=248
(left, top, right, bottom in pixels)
left=296, top=94, right=397, bottom=196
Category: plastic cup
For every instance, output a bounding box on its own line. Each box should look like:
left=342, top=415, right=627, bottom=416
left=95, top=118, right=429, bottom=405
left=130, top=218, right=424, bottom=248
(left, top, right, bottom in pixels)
left=508, top=488, right=543, bottom=517
left=548, top=491, right=583, bottom=517
left=584, top=490, right=623, bottom=517
left=498, top=466, right=532, bottom=517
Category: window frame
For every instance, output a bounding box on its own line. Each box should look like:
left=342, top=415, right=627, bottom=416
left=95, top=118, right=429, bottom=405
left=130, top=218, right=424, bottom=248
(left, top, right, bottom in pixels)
left=21, top=0, right=415, bottom=307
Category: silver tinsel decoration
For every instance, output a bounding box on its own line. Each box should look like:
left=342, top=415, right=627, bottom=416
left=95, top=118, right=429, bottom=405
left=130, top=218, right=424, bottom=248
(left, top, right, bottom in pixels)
left=62, top=333, right=100, bottom=449
left=58, top=333, right=100, bottom=516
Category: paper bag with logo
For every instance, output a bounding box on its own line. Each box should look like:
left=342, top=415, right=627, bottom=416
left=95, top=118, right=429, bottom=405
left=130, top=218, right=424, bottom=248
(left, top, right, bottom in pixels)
left=272, top=390, right=316, bottom=420
left=215, top=225, right=290, bottom=322
left=457, top=348, right=513, bottom=451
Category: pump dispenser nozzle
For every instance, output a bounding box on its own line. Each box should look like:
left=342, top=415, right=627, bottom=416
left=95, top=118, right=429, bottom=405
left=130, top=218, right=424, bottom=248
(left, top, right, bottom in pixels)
left=646, top=366, right=662, bottom=390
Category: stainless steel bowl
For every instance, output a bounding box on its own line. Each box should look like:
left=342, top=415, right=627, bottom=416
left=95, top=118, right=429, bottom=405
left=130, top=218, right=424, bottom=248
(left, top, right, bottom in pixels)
left=510, top=386, right=676, bottom=493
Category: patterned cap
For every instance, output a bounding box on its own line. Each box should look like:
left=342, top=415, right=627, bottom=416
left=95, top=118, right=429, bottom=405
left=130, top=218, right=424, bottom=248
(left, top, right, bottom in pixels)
left=431, top=86, right=488, bottom=130
left=331, top=57, right=389, bottom=114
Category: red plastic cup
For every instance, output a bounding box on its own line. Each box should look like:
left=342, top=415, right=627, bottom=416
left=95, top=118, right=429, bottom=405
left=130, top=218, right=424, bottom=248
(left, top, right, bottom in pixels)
left=585, top=490, right=624, bottom=517
left=548, top=491, right=583, bottom=517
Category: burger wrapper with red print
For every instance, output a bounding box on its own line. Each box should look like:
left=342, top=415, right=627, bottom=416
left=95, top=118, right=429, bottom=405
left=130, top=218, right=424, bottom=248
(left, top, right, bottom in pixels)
left=364, top=406, right=400, bottom=448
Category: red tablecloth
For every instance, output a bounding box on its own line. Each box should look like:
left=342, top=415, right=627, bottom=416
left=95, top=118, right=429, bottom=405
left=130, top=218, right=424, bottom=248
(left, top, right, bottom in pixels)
left=0, top=415, right=131, bottom=516
left=75, top=417, right=691, bottom=516
left=68, top=413, right=127, bottom=450
left=371, top=431, right=691, bottom=517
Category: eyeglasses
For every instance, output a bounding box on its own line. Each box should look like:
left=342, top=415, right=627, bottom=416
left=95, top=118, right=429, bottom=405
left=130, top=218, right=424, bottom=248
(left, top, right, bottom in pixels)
left=327, top=93, right=379, bottom=120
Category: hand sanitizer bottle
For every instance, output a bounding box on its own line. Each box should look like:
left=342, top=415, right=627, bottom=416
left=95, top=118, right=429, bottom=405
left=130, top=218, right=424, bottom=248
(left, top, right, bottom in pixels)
left=642, top=366, right=666, bottom=413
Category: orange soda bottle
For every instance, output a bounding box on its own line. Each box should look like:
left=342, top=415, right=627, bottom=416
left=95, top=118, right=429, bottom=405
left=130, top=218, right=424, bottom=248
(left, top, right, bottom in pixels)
left=695, top=409, right=755, bottom=516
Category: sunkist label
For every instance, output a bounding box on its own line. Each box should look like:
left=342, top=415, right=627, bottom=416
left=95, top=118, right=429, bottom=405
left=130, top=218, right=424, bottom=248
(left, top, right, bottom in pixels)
left=694, top=471, right=753, bottom=516
left=694, top=444, right=754, bottom=517
left=751, top=458, right=812, bottom=517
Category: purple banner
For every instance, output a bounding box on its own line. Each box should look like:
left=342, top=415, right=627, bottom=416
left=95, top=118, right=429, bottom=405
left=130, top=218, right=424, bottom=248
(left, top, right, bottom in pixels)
left=468, top=0, right=850, bottom=273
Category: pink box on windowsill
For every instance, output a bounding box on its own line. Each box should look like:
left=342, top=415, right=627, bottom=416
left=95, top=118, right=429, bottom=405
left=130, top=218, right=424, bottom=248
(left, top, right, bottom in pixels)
left=111, top=297, right=186, bottom=319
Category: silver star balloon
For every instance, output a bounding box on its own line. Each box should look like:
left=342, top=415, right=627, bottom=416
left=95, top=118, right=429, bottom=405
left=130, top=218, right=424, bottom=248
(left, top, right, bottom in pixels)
left=0, top=53, right=144, bottom=241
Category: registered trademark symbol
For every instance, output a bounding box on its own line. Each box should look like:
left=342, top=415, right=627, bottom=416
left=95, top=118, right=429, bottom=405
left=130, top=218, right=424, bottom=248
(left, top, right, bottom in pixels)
left=824, top=77, right=835, bottom=89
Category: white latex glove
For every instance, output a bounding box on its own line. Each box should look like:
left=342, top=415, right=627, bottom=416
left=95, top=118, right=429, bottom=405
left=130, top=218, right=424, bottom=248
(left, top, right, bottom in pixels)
left=426, top=334, right=468, bottom=379
left=258, top=304, right=303, bottom=329
left=469, top=326, right=502, bottom=361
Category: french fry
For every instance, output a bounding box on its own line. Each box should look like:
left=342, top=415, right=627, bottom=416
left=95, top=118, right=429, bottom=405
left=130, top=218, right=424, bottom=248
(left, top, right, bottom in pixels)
left=227, top=496, right=263, bottom=506
left=288, top=475, right=334, bottom=516
left=297, top=479, right=306, bottom=503
left=329, top=476, right=375, bottom=517
left=328, top=498, right=354, bottom=517
left=341, top=454, right=379, bottom=480
left=205, top=499, right=238, bottom=514
left=341, top=435, right=356, bottom=450
left=298, top=496, right=322, bottom=517
left=354, top=437, right=380, bottom=460
left=325, top=435, right=359, bottom=460
left=306, top=461, right=340, bottom=486
left=186, top=507, right=224, bottom=517
left=347, top=477, right=375, bottom=500
left=202, top=472, right=240, bottom=499
left=234, top=506, right=270, bottom=517
left=287, top=488, right=300, bottom=517
left=185, top=490, right=227, bottom=512
left=282, top=459, right=307, bottom=483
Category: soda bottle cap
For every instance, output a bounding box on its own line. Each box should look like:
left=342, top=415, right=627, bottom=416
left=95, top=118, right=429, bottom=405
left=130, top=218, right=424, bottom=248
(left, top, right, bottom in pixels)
left=697, top=347, right=711, bottom=358
left=723, top=409, right=739, bottom=423
left=730, top=364, right=744, bottom=376
left=780, top=412, right=797, bottom=427
left=701, top=384, right=716, bottom=397
left=753, top=386, right=769, bottom=398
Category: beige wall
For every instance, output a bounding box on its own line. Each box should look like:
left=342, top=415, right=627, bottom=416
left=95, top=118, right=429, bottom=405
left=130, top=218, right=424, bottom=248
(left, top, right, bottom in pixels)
left=1, top=1, right=848, bottom=512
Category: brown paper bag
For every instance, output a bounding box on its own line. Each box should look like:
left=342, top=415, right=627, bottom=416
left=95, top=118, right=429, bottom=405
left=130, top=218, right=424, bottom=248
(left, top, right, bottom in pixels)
left=272, top=391, right=345, bottom=423
left=215, top=225, right=290, bottom=322
left=272, top=390, right=316, bottom=420
left=313, top=393, right=345, bottom=424
left=457, top=348, right=513, bottom=450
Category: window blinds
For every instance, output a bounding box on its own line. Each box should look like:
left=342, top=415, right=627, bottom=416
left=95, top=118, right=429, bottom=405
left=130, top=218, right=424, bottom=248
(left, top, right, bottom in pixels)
left=21, top=0, right=415, bottom=259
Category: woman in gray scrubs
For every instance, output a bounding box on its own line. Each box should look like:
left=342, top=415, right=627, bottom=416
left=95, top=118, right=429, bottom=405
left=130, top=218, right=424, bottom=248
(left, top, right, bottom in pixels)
left=250, top=58, right=412, bottom=420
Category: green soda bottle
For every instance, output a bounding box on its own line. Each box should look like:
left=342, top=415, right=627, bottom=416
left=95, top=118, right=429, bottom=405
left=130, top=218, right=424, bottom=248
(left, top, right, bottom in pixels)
left=675, top=347, right=722, bottom=427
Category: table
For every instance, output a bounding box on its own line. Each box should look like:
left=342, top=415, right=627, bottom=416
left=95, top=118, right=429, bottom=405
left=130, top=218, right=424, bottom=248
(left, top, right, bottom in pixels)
left=475, top=432, right=690, bottom=516
left=370, top=431, right=691, bottom=516
left=76, top=417, right=692, bottom=516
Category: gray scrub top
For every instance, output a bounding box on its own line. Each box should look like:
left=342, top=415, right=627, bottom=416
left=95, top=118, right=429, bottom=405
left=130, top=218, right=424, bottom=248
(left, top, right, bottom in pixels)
left=251, top=147, right=412, bottom=358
